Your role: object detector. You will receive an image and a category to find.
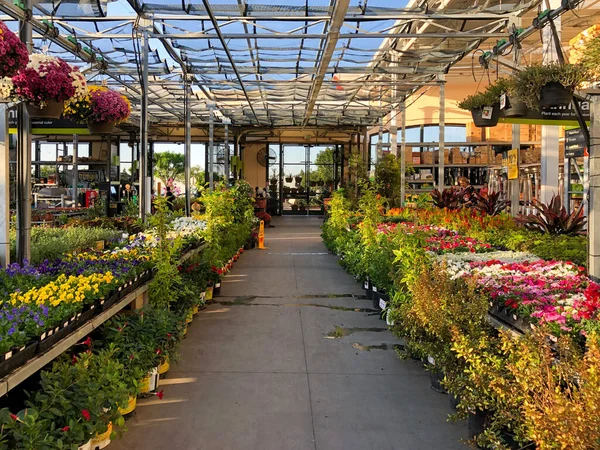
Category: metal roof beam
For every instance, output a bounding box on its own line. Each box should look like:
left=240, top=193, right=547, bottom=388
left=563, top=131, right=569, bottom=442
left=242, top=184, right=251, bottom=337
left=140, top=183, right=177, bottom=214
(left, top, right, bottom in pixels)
left=201, top=0, right=260, bottom=125
left=28, top=11, right=538, bottom=22
left=303, top=0, right=350, bottom=126
left=148, top=31, right=510, bottom=39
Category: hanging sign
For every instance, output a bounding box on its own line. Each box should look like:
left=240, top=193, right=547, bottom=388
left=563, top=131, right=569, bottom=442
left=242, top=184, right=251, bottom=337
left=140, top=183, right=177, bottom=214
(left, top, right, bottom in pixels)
left=507, top=149, right=519, bottom=180
left=565, top=127, right=588, bottom=158
left=500, top=100, right=590, bottom=126
left=8, top=106, right=88, bottom=135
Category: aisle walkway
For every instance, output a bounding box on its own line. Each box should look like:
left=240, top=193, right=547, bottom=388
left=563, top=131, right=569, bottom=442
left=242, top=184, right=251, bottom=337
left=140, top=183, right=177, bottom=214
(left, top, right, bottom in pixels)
left=111, top=217, right=467, bottom=450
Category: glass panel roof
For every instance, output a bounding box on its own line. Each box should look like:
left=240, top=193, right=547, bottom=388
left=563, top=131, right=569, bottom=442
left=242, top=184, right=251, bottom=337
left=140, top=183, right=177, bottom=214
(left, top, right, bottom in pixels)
left=0, top=0, right=545, bottom=128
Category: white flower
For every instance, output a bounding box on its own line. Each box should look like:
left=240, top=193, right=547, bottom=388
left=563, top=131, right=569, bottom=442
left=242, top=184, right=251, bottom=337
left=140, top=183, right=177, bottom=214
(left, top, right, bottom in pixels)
left=69, top=71, right=87, bottom=100
left=0, top=77, right=14, bottom=100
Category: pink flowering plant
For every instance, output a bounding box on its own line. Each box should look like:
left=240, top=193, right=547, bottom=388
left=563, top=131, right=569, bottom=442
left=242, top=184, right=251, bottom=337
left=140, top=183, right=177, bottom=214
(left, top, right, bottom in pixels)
left=85, top=87, right=131, bottom=124
left=12, top=54, right=84, bottom=107
left=456, top=259, right=600, bottom=333
left=0, top=21, right=29, bottom=78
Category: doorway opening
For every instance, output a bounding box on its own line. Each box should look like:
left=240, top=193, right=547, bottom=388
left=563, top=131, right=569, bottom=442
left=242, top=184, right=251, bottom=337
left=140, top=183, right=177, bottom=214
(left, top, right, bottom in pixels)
left=267, top=144, right=342, bottom=216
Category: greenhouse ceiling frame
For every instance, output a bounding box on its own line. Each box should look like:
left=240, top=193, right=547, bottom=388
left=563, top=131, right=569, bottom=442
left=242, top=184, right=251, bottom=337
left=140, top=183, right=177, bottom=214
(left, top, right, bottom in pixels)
left=0, top=0, right=544, bottom=128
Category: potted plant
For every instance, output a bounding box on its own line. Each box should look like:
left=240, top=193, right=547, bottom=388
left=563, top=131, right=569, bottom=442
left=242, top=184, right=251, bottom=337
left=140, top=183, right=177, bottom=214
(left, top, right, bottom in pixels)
left=298, top=199, right=307, bottom=212
left=457, top=80, right=505, bottom=127
left=285, top=173, right=293, bottom=183
left=291, top=202, right=299, bottom=211
left=295, top=175, right=303, bottom=184
left=512, top=62, right=589, bottom=110
left=65, top=86, right=131, bottom=134
left=495, top=77, right=528, bottom=117
left=12, top=54, right=86, bottom=118
left=269, top=169, right=277, bottom=185
left=0, top=21, right=29, bottom=79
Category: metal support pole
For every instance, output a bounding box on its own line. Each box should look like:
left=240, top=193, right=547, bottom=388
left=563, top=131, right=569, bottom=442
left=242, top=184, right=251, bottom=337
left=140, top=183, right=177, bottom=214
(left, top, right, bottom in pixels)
left=223, top=118, right=230, bottom=184
left=16, top=4, right=32, bottom=264
left=589, top=94, right=600, bottom=281
left=208, top=103, right=215, bottom=191
left=400, top=102, right=406, bottom=206
left=72, top=134, right=78, bottom=208
left=438, top=75, right=445, bottom=191
left=139, top=19, right=150, bottom=220
left=184, top=79, right=191, bottom=216
left=511, top=125, right=520, bottom=215
left=0, top=105, right=9, bottom=267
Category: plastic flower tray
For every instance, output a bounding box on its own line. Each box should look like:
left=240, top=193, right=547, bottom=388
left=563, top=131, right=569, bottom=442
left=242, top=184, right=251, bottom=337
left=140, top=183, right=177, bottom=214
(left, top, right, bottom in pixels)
left=488, top=302, right=531, bottom=334
left=0, top=341, right=37, bottom=379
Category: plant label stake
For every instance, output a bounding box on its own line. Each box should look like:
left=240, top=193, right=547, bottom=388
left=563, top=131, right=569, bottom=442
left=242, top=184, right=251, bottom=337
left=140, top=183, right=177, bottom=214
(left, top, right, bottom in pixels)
left=258, top=220, right=267, bottom=250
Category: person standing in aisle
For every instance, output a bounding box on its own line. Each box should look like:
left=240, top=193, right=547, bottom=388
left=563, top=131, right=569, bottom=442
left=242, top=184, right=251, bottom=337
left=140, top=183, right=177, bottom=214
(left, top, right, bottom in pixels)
left=166, top=186, right=176, bottom=211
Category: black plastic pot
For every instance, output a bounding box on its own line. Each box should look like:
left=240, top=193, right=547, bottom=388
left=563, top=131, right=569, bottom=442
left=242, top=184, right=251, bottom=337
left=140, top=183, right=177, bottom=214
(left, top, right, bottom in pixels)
left=502, top=98, right=528, bottom=117
left=0, top=342, right=37, bottom=378
left=468, top=410, right=490, bottom=439
left=449, top=393, right=460, bottom=411
left=470, top=104, right=501, bottom=127
left=539, top=82, right=572, bottom=109
left=429, top=368, right=446, bottom=394
left=372, top=288, right=380, bottom=311
left=214, top=282, right=221, bottom=297
left=364, top=279, right=373, bottom=300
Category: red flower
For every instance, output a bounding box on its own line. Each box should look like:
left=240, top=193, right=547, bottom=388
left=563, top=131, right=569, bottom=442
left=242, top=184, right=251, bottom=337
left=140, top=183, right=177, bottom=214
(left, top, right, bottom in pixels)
left=129, top=354, right=135, bottom=360
left=71, top=354, right=78, bottom=364
left=61, top=426, right=70, bottom=432
left=80, top=336, right=92, bottom=347
left=9, top=414, right=17, bottom=421
left=81, top=409, right=91, bottom=421
left=155, top=348, right=162, bottom=355
left=156, top=390, right=164, bottom=400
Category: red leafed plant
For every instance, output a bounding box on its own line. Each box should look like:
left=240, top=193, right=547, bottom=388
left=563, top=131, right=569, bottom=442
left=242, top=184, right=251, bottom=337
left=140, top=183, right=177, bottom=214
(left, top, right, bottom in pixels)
left=515, top=194, right=586, bottom=236
left=471, top=191, right=510, bottom=216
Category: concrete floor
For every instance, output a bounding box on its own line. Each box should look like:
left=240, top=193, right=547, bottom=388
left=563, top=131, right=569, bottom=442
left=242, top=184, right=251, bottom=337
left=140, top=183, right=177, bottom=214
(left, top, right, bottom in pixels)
left=110, top=217, right=468, bottom=450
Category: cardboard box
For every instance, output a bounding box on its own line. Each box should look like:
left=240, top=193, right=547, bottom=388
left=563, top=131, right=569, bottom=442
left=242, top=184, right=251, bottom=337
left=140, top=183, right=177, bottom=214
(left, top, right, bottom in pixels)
left=421, top=152, right=434, bottom=164
left=412, top=152, right=421, bottom=164
left=434, top=149, right=450, bottom=165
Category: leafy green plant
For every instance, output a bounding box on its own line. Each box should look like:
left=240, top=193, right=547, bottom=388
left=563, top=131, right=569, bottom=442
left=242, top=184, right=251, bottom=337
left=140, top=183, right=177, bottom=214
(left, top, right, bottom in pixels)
left=10, top=226, right=123, bottom=264
left=515, top=194, right=586, bottom=236
left=511, top=63, right=589, bottom=110
left=457, top=78, right=510, bottom=110
left=148, top=196, right=183, bottom=309
left=374, top=153, right=403, bottom=208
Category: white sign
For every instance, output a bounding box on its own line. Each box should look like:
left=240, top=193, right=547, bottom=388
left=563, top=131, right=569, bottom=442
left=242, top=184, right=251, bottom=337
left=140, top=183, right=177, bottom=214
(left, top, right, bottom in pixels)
left=481, top=106, right=493, bottom=120
left=379, top=299, right=387, bottom=310
left=500, top=93, right=507, bottom=110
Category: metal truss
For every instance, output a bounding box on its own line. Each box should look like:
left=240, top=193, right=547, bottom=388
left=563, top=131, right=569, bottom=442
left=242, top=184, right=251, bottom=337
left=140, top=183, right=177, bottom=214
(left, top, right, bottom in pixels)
left=0, top=0, right=544, bottom=128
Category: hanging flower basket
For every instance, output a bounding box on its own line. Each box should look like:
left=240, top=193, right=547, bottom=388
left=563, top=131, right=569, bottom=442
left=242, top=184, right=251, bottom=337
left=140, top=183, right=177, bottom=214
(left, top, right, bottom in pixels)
left=66, top=86, right=131, bottom=129
left=539, top=81, right=573, bottom=109
left=470, top=104, right=501, bottom=128
left=501, top=95, right=528, bottom=118
left=87, top=121, right=115, bottom=134
left=0, top=21, right=29, bottom=78
left=12, top=54, right=86, bottom=113
left=26, top=100, right=65, bottom=119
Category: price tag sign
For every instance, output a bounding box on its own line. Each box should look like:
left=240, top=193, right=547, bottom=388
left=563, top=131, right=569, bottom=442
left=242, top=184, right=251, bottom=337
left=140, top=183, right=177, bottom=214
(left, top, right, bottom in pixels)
left=507, top=149, right=519, bottom=180
left=379, top=299, right=387, bottom=310
left=500, top=93, right=507, bottom=110
left=481, top=106, right=493, bottom=120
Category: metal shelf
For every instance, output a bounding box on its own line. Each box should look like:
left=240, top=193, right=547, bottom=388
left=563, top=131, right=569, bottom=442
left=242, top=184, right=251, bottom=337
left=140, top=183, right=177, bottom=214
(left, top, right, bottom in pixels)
left=32, top=161, right=107, bottom=165
left=412, top=164, right=491, bottom=168
left=0, top=284, right=148, bottom=397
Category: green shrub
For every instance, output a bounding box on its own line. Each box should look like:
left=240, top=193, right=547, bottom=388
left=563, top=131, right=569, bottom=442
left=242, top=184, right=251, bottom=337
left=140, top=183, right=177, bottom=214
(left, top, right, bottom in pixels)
left=10, top=226, right=123, bottom=264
